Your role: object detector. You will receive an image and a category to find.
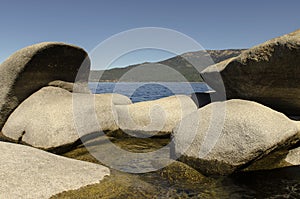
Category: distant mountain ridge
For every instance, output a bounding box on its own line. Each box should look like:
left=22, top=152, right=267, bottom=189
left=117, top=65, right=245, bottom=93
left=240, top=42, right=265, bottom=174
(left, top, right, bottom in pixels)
left=89, top=49, right=244, bottom=82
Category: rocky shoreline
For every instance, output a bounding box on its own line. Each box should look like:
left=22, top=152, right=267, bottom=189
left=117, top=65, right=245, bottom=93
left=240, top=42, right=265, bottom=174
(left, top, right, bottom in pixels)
left=0, top=29, right=300, bottom=198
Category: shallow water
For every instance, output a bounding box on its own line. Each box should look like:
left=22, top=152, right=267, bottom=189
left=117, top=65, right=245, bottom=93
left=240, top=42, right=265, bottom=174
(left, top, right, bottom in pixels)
left=60, top=136, right=300, bottom=198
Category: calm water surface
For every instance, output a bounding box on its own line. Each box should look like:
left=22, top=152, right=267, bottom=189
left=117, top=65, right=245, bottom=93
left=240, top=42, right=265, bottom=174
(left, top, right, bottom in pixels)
left=89, top=82, right=212, bottom=102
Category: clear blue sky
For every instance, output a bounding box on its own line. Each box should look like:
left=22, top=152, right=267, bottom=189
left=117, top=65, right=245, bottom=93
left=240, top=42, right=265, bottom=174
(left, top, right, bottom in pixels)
left=0, top=0, right=299, bottom=69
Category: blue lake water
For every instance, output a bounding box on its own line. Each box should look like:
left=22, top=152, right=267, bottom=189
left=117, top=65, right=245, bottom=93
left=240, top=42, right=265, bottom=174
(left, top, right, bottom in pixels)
left=89, top=82, right=212, bottom=103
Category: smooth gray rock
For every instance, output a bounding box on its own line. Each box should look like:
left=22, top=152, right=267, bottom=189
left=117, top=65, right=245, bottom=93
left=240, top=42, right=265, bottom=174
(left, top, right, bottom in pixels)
left=0, top=141, right=109, bottom=199
left=173, top=99, right=300, bottom=175
left=201, top=29, right=300, bottom=115
left=48, top=80, right=75, bottom=92
left=48, top=80, right=90, bottom=93
left=115, top=95, right=197, bottom=137
left=285, top=147, right=300, bottom=165
left=0, top=42, right=90, bottom=130
left=2, top=87, right=131, bottom=150
left=48, top=80, right=92, bottom=93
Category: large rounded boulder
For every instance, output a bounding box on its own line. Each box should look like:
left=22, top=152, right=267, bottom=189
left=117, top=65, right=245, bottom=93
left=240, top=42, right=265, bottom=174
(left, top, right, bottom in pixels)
left=1, top=86, right=131, bottom=151
left=0, top=142, right=109, bottom=199
left=115, top=95, right=197, bottom=137
left=172, top=99, right=300, bottom=175
left=0, top=42, right=90, bottom=130
left=201, top=29, right=300, bottom=115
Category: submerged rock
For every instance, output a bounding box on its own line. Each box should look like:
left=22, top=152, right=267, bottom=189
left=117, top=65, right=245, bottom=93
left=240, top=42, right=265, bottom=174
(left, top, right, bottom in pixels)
left=201, top=29, right=300, bottom=115
left=173, top=99, right=300, bottom=175
left=114, top=95, right=197, bottom=137
left=0, top=142, right=109, bottom=199
left=156, top=161, right=206, bottom=184
left=1, top=87, right=131, bottom=151
left=0, top=42, right=90, bottom=130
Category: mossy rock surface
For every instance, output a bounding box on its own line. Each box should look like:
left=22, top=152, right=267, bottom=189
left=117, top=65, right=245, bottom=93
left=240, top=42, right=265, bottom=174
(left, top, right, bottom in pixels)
left=155, top=161, right=207, bottom=184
